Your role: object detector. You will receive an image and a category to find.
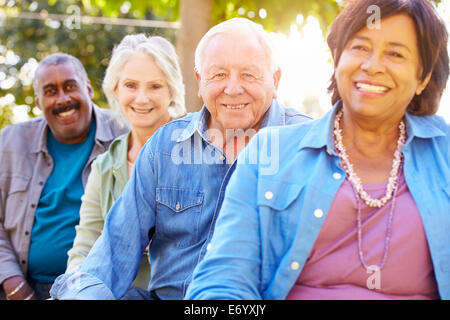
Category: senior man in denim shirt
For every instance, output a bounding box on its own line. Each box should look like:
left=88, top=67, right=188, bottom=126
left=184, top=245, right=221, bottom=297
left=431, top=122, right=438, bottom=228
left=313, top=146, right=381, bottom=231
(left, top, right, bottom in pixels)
left=51, top=18, right=311, bottom=300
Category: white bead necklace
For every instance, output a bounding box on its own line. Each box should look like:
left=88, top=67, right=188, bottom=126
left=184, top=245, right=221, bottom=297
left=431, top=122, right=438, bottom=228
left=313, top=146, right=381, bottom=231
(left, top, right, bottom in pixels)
left=333, top=109, right=406, bottom=270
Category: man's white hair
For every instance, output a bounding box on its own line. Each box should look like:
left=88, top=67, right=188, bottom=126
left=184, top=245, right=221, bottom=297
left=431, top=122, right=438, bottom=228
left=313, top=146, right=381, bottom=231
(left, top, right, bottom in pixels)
left=103, top=34, right=186, bottom=126
left=194, top=17, right=279, bottom=74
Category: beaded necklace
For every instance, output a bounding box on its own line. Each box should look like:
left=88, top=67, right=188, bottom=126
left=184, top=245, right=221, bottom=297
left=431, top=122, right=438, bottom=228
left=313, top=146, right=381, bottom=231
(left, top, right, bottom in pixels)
left=333, top=109, right=406, bottom=270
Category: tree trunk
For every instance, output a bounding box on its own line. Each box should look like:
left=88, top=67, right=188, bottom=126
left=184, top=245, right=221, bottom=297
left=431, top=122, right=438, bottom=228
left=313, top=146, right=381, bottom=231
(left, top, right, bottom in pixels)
left=176, top=0, right=213, bottom=112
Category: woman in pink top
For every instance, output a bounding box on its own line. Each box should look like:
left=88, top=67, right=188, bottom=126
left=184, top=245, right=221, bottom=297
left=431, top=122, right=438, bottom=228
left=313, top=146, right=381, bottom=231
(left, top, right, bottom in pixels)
left=286, top=0, right=446, bottom=299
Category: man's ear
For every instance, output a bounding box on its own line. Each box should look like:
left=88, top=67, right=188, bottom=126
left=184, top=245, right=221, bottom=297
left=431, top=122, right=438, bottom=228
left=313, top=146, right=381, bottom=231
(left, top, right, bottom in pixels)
left=35, top=96, right=41, bottom=110
left=86, top=81, right=94, bottom=99
left=195, top=70, right=202, bottom=98
left=272, top=68, right=282, bottom=99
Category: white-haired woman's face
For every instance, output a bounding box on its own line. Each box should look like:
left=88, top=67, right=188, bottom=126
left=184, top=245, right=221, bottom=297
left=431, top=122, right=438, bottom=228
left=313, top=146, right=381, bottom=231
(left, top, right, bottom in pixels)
left=114, top=51, right=172, bottom=131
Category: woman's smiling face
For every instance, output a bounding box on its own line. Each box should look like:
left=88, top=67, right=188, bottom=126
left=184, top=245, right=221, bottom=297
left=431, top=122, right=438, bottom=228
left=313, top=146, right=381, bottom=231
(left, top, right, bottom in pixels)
left=335, top=13, right=431, bottom=122
left=114, top=51, right=172, bottom=131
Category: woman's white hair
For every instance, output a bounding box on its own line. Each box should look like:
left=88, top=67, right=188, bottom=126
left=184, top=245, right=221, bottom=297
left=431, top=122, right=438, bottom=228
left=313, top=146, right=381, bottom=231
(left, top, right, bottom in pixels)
left=194, top=17, right=279, bottom=74
left=103, top=34, right=186, bottom=126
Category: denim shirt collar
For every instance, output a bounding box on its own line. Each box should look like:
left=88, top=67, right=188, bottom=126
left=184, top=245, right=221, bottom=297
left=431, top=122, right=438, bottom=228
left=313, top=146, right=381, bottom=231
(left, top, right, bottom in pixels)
left=175, top=99, right=286, bottom=143
left=296, top=102, right=339, bottom=155
left=403, top=112, right=446, bottom=144
left=297, top=100, right=447, bottom=154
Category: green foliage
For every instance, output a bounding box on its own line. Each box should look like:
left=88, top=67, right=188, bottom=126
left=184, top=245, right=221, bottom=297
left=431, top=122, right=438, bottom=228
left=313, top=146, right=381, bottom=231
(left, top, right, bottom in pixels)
left=0, top=0, right=177, bottom=129
left=0, top=104, right=13, bottom=128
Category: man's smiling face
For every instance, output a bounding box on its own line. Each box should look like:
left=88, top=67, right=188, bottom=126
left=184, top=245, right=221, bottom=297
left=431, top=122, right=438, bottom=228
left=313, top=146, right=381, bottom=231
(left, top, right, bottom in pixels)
left=35, top=62, right=94, bottom=144
left=196, top=30, right=280, bottom=134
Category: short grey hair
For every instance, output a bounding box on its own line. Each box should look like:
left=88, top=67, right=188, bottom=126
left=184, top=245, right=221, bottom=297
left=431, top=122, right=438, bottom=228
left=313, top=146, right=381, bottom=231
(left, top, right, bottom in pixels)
left=103, top=34, right=186, bottom=126
left=194, top=18, right=279, bottom=74
left=33, top=53, right=89, bottom=95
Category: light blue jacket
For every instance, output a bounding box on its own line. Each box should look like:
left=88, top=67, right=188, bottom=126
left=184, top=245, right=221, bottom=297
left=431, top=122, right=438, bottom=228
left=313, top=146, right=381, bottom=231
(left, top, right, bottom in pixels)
left=49, top=100, right=311, bottom=300
left=186, top=104, right=450, bottom=300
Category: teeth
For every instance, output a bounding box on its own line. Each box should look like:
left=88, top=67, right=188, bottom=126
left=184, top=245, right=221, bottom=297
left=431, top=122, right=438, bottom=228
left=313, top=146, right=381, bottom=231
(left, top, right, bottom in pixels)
left=132, top=107, right=152, bottom=114
left=225, top=104, right=245, bottom=109
left=356, top=82, right=389, bottom=93
left=58, top=109, right=76, bottom=117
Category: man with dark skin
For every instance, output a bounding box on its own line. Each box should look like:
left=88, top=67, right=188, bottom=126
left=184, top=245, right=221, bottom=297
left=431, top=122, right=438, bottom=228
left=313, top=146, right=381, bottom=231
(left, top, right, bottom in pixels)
left=0, top=53, right=127, bottom=300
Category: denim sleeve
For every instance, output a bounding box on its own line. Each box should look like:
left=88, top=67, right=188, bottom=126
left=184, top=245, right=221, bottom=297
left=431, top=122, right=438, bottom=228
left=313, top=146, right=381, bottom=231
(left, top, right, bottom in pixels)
left=50, top=270, right=115, bottom=300
left=186, top=136, right=263, bottom=300
left=51, top=142, right=157, bottom=300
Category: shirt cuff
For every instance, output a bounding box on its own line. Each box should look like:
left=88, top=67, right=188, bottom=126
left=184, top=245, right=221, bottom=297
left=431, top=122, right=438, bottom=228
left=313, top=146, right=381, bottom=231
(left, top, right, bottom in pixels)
left=50, top=271, right=115, bottom=300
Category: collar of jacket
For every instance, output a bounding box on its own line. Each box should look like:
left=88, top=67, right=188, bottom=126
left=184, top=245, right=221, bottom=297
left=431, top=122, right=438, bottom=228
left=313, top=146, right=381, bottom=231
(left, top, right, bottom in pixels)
left=93, top=131, right=130, bottom=188
left=174, top=99, right=289, bottom=143
left=297, top=100, right=447, bottom=155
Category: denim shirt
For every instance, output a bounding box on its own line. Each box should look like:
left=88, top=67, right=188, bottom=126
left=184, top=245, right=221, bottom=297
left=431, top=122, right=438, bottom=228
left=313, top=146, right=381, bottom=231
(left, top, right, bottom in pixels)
left=185, top=104, right=450, bottom=300
left=50, top=99, right=311, bottom=300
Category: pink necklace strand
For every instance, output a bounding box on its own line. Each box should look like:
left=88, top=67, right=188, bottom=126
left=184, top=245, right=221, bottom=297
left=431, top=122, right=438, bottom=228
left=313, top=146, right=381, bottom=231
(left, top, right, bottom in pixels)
left=352, top=162, right=402, bottom=270
left=333, top=109, right=406, bottom=270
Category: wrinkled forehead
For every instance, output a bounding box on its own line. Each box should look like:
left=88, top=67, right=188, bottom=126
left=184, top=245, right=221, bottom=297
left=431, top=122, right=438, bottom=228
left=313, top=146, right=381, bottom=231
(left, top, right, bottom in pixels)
left=201, top=30, right=270, bottom=70
left=196, top=19, right=276, bottom=72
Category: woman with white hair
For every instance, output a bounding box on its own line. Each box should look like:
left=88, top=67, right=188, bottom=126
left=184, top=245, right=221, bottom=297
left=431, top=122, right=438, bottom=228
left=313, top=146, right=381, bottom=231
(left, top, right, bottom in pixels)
left=65, top=34, right=185, bottom=299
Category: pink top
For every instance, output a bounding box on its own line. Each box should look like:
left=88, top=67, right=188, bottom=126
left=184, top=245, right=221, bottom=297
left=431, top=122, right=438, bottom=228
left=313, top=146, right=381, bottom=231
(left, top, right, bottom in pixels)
left=286, top=173, right=440, bottom=300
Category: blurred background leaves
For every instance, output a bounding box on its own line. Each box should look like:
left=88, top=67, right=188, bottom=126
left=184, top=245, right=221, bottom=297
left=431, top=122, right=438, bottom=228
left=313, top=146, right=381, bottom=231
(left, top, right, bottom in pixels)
left=0, top=0, right=444, bottom=128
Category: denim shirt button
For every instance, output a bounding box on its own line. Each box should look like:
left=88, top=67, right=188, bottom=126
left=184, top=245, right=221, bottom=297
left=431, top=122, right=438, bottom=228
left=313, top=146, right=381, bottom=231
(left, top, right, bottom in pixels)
left=175, top=202, right=181, bottom=210
left=314, top=209, right=324, bottom=218
left=291, top=261, right=300, bottom=270
left=333, top=172, right=342, bottom=180
left=264, top=191, right=274, bottom=200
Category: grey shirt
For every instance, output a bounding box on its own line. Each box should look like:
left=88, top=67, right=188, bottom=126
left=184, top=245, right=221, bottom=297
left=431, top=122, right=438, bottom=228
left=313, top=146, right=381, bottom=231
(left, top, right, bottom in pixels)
left=0, top=104, right=128, bottom=287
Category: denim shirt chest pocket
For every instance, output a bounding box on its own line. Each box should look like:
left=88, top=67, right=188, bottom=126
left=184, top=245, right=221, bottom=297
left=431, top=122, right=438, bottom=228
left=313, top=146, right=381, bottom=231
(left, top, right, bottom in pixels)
left=258, top=179, right=306, bottom=238
left=155, top=187, right=204, bottom=248
left=257, top=177, right=333, bottom=272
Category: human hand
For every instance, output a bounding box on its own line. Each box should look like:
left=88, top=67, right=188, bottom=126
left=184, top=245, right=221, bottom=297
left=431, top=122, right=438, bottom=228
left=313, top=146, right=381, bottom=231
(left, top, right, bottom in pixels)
left=2, top=276, right=36, bottom=300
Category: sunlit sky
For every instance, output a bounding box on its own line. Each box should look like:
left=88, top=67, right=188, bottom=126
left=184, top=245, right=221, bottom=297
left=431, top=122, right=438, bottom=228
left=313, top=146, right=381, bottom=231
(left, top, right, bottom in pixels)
left=3, top=1, right=450, bottom=123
